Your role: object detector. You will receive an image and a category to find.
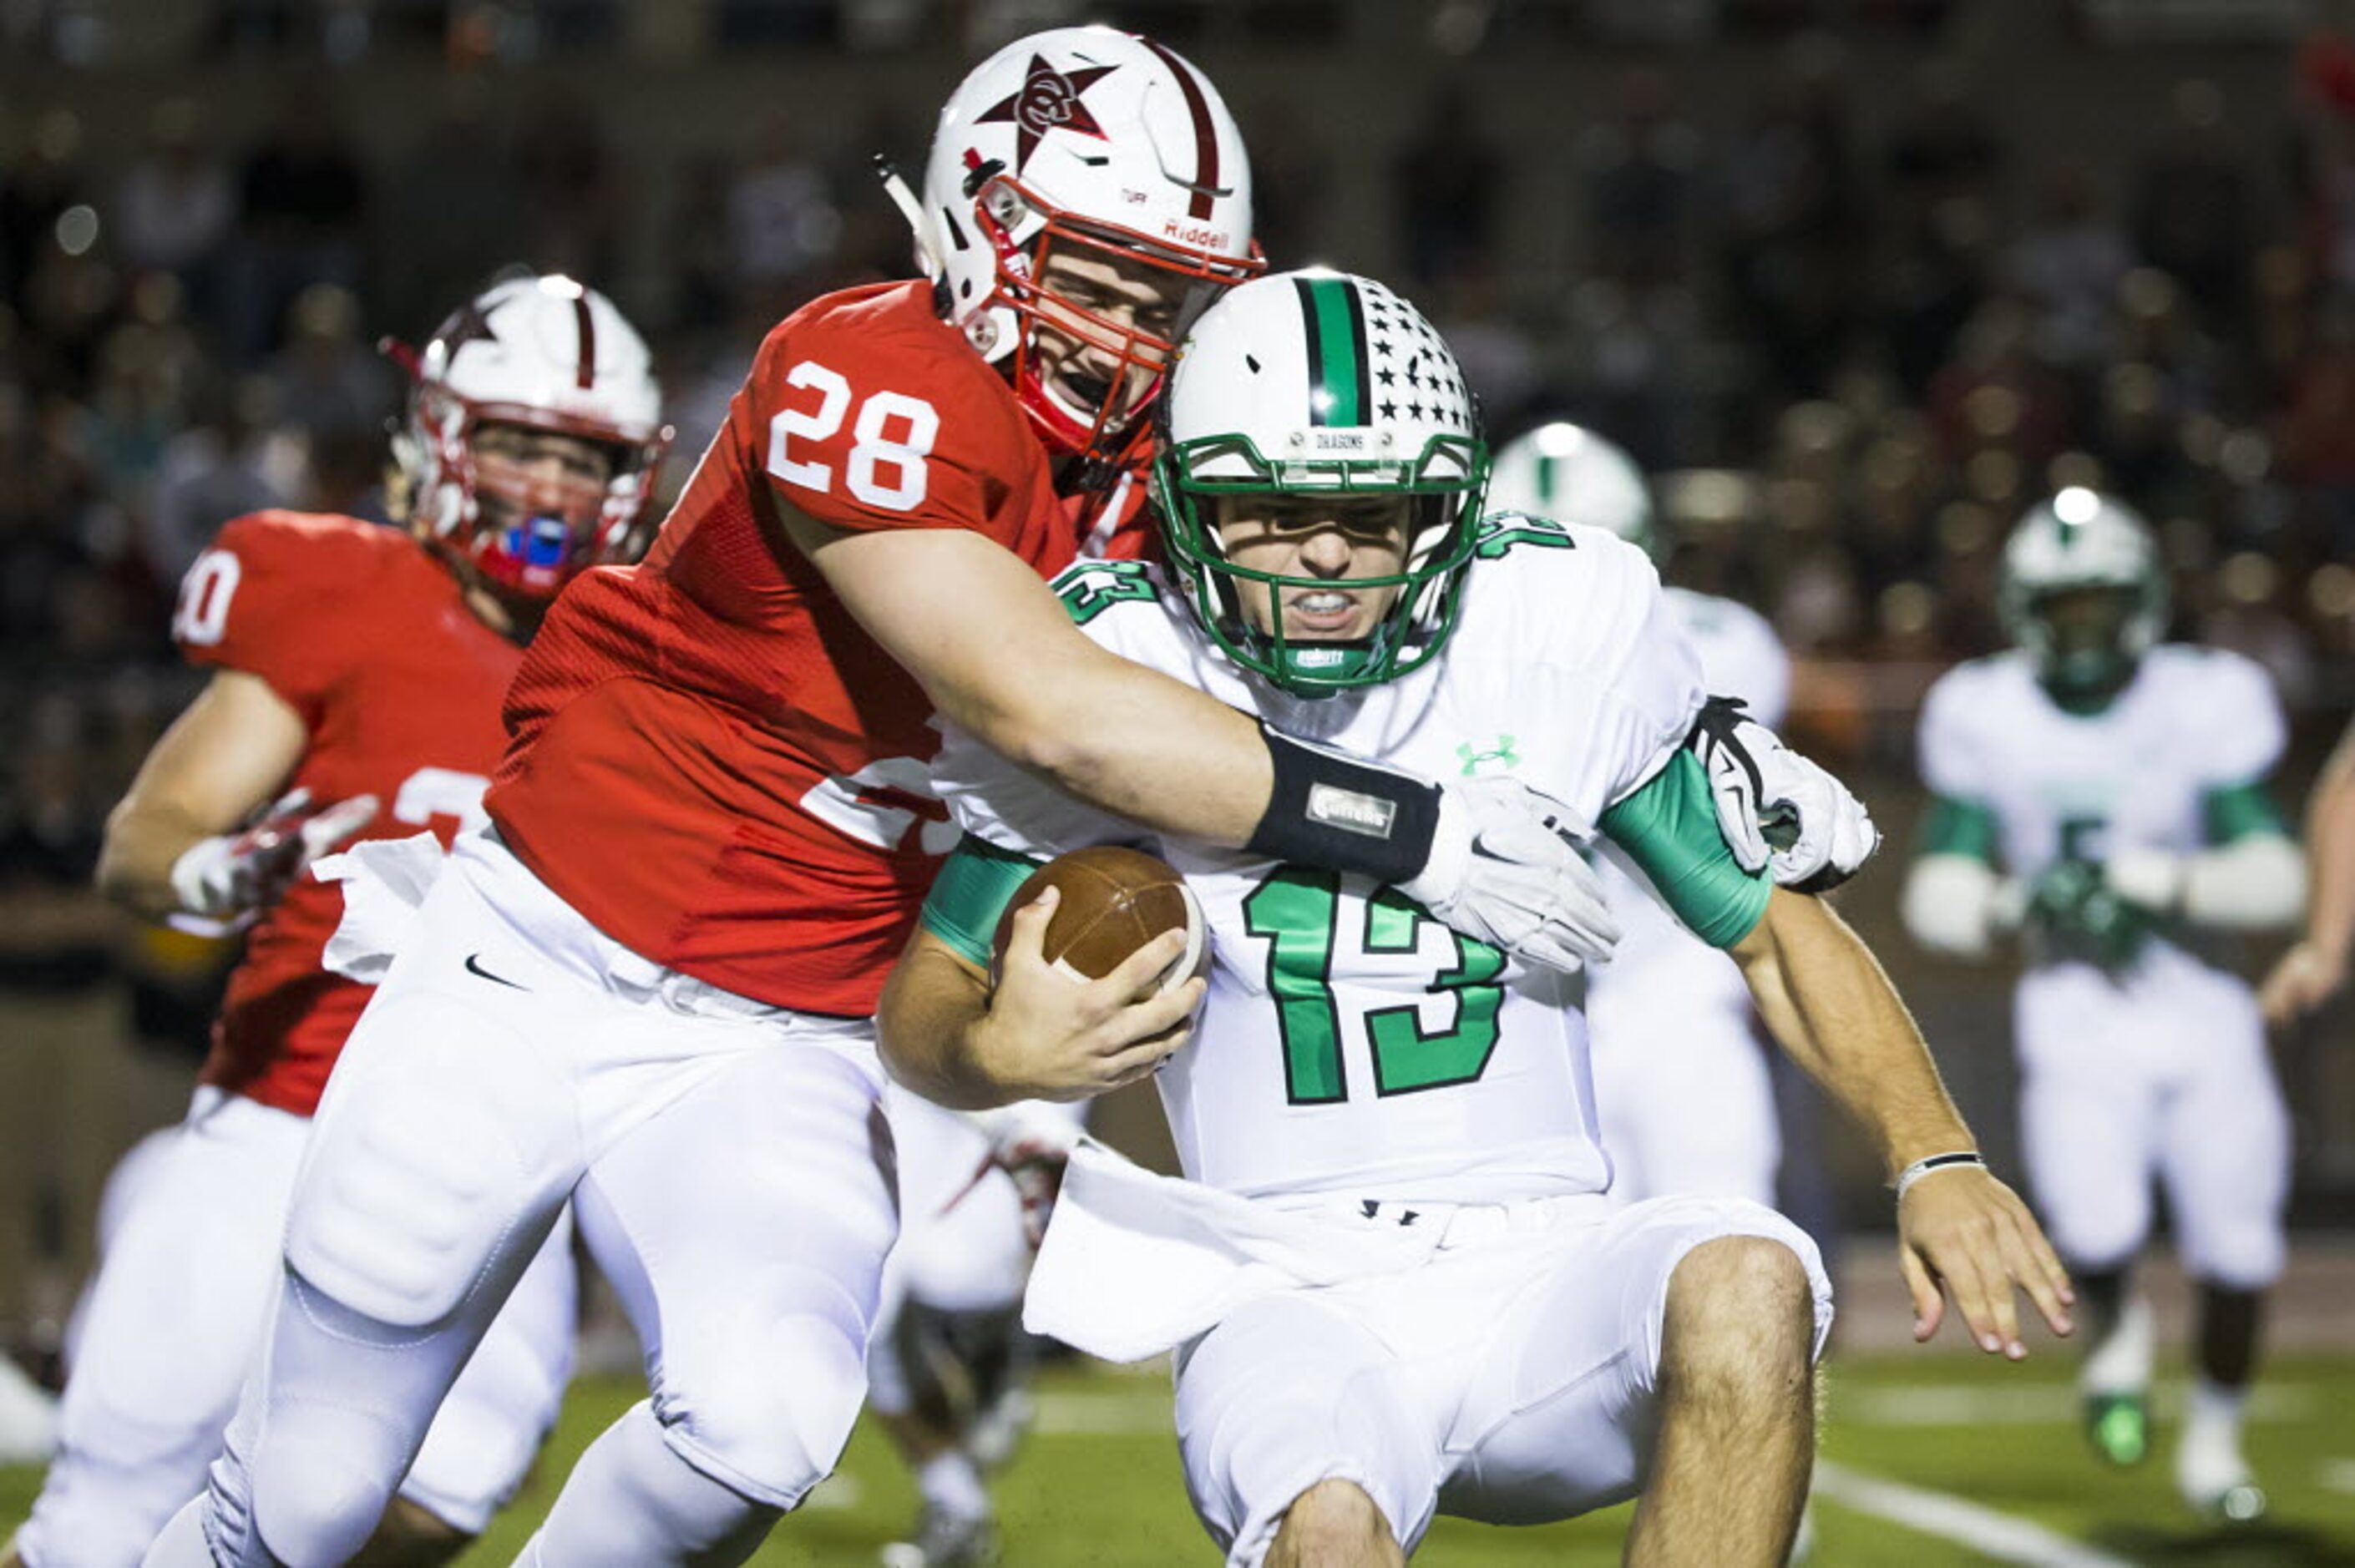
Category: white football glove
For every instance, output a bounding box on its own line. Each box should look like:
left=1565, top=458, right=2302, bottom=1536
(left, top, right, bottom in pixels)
left=1686, top=698, right=1879, bottom=893
left=1397, top=777, right=1620, bottom=975
left=170, top=787, right=381, bottom=923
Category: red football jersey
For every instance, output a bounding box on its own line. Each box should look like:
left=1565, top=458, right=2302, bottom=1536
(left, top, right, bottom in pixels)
left=171, top=512, right=522, bottom=1116
left=487, top=281, right=1091, bottom=1014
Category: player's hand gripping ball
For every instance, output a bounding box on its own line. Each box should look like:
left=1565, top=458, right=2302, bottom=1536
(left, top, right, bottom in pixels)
left=990, top=846, right=1209, bottom=995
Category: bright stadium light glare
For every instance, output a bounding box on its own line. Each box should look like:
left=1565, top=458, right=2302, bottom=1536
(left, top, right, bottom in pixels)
left=2054, top=486, right=2100, bottom=524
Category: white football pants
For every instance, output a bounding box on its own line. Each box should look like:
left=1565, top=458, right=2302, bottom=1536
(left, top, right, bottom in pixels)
left=2015, top=949, right=2288, bottom=1287
left=144, top=831, right=899, bottom=1567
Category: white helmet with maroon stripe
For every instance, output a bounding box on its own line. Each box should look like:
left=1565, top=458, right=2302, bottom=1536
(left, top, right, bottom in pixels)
left=389, top=273, right=671, bottom=601
left=917, top=27, right=1263, bottom=459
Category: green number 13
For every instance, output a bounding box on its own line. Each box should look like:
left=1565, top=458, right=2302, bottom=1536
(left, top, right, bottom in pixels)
left=1241, top=868, right=1507, bottom=1105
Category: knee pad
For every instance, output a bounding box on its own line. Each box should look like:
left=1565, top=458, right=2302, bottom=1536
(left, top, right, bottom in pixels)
left=659, top=1276, right=871, bottom=1510
left=245, top=1396, right=416, bottom=1567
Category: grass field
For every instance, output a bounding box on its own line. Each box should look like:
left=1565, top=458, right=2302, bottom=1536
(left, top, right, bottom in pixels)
left=11, top=1351, right=2350, bottom=1565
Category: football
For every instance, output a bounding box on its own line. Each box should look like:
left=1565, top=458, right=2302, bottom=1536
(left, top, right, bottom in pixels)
left=990, top=846, right=1208, bottom=996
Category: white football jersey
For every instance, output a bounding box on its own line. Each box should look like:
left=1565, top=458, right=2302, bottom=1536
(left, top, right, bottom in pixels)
left=930, top=518, right=1744, bottom=1207
left=1595, top=589, right=1789, bottom=997
left=1918, top=645, right=2286, bottom=964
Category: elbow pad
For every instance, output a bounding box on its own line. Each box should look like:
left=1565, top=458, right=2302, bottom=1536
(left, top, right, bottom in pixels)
left=2107, top=837, right=2307, bottom=931
left=1902, top=853, right=2005, bottom=959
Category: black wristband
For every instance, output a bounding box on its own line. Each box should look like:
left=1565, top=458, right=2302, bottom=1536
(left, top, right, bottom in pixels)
left=1245, top=725, right=1441, bottom=885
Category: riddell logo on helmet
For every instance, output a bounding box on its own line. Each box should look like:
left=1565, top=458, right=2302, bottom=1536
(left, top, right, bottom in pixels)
left=1162, top=220, right=1230, bottom=249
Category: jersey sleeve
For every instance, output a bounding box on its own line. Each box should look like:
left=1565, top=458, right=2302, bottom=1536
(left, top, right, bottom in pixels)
left=2191, top=650, right=2288, bottom=789
left=170, top=513, right=362, bottom=720
left=920, top=832, right=1044, bottom=969
left=1915, top=665, right=1995, bottom=806
left=2190, top=651, right=2292, bottom=844
left=1593, top=554, right=1710, bottom=817
left=1599, top=750, right=1771, bottom=947
left=750, top=307, right=1032, bottom=539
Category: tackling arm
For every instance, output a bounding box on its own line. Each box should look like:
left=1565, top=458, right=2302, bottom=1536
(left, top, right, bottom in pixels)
left=781, top=508, right=1273, bottom=845
left=96, top=670, right=307, bottom=920
left=782, top=501, right=1622, bottom=976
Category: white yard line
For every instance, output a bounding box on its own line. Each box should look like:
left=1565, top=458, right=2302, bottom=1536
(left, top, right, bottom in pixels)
left=2321, top=1459, right=2355, bottom=1496
left=1814, top=1463, right=2136, bottom=1567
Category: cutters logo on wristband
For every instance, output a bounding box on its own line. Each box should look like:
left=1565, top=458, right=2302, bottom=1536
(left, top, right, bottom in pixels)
left=1306, top=783, right=1400, bottom=839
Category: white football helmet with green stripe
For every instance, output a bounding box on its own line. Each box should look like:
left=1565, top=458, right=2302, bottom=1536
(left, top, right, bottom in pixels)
left=1151, top=267, right=1486, bottom=695
left=1487, top=421, right=1655, bottom=557
left=1999, top=487, right=2169, bottom=704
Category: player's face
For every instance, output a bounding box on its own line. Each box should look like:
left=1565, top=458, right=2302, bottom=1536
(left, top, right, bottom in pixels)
left=1216, top=493, right=1414, bottom=643
left=2033, top=583, right=2138, bottom=664
left=1031, top=245, right=1198, bottom=428
left=468, top=422, right=618, bottom=540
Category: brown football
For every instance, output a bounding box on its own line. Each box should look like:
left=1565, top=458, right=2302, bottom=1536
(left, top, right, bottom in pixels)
left=990, top=845, right=1207, bottom=994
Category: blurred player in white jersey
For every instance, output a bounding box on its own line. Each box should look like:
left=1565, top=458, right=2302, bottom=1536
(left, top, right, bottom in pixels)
left=1489, top=423, right=1798, bottom=1208
left=1902, top=488, right=2305, bottom=1522
left=884, top=269, right=2069, bottom=1567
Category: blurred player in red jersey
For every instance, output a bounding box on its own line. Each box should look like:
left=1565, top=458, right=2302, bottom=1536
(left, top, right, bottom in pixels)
left=3, top=274, right=669, bottom=1568
left=144, top=31, right=1635, bottom=1568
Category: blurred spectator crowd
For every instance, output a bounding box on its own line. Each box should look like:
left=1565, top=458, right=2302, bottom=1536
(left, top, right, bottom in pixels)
left=7, top=18, right=2355, bottom=913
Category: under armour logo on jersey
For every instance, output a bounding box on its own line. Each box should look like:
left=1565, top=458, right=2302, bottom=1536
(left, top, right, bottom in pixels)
left=977, top=54, right=1117, bottom=175
left=1456, top=736, right=1521, bottom=776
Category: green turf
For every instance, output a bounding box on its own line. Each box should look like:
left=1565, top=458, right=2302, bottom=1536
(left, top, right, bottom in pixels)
left=6, top=1353, right=2352, bottom=1564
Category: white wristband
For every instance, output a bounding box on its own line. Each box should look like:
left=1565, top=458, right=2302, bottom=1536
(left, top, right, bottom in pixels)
left=1892, top=1151, right=1986, bottom=1202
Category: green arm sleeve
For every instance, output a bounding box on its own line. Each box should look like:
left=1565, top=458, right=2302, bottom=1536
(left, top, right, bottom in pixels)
left=919, top=834, right=1046, bottom=969
left=1918, top=794, right=2001, bottom=864
left=1600, top=751, right=1773, bottom=948
left=2201, top=780, right=2290, bottom=845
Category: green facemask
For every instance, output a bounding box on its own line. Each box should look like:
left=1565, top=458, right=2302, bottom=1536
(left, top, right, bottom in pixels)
left=1151, top=431, right=1489, bottom=696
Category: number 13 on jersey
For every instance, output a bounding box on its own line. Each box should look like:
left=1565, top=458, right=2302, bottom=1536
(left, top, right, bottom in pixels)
left=766, top=361, right=939, bottom=513
left=1243, top=868, right=1507, bottom=1105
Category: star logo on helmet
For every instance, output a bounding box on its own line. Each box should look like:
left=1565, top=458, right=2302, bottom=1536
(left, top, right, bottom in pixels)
left=977, top=54, right=1118, bottom=175
left=434, top=296, right=501, bottom=358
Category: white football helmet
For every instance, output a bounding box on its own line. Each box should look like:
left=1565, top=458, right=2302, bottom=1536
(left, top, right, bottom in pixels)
left=1998, top=487, right=2168, bottom=701
left=1487, top=421, right=1655, bottom=554
left=388, top=274, right=671, bottom=601
left=916, top=27, right=1262, bottom=459
left=1152, top=268, right=1486, bottom=694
